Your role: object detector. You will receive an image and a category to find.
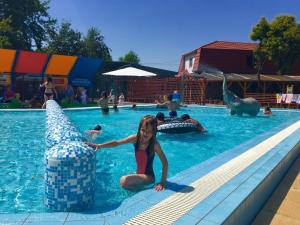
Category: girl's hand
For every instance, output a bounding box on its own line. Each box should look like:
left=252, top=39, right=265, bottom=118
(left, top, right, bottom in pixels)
left=154, top=182, right=165, bottom=191
left=84, top=142, right=99, bottom=150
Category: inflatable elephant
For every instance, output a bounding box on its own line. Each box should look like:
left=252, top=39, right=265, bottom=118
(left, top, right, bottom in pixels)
left=223, top=73, right=260, bottom=116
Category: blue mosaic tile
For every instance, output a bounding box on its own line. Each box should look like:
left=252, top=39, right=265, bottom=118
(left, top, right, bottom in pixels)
left=67, top=212, right=104, bottom=221
left=26, top=212, right=68, bottom=222
left=64, top=220, right=103, bottom=225
left=23, top=221, right=63, bottom=225
left=45, top=101, right=97, bottom=212
left=196, top=219, right=218, bottom=225
left=106, top=199, right=155, bottom=224
left=172, top=213, right=200, bottom=225
left=0, top=213, right=29, bottom=222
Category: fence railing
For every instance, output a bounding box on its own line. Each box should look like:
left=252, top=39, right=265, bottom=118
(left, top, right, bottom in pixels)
left=126, top=77, right=207, bottom=104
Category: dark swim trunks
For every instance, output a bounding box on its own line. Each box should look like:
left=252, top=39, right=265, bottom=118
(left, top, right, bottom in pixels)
left=45, top=93, right=53, bottom=97
left=169, top=111, right=177, bottom=117
left=101, top=108, right=109, bottom=113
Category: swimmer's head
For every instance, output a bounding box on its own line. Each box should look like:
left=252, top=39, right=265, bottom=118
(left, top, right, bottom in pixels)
left=156, top=112, right=165, bottom=121
left=94, top=125, right=102, bottom=130
left=180, top=114, right=190, bottom=120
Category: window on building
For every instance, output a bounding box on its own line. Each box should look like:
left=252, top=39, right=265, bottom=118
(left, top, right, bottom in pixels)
left=247, top=56, right=253, bottom=68
left=189, top=58, right=193, bottom=68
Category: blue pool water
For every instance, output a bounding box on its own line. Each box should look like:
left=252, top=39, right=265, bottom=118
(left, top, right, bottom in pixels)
left=0, top=106, right=300, bottom=213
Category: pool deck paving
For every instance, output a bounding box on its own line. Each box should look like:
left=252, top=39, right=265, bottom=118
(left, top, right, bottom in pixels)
left=251, top=154, right=300, bottom=225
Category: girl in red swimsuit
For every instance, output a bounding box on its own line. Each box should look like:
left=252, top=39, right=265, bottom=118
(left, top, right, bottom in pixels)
left=85, top=115, right=168, bottom=191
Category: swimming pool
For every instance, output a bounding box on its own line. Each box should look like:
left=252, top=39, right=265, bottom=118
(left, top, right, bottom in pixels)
left=1, top=106, right=300, bottom=213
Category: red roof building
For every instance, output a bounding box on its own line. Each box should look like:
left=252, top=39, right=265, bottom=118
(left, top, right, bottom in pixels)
left=178, top=41, right=300, bottom=75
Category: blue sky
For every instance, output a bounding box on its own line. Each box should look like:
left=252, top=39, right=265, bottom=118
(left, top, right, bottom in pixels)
left=49, top=0, right=300, bottom=71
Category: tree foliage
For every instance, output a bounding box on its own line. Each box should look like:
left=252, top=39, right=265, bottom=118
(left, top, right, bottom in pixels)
left=0, top=0, right=56, bottom=50
left=81, top=27, right=112, bottom=61
left=250, top=15, right=300, bottom=74
left=119, top=50, right=140, bottom=64
left=46, top=21, right=83, bottom=55
left=0, top=17, right=13, bottom=48
left=0, top=0, right=112, bottom=61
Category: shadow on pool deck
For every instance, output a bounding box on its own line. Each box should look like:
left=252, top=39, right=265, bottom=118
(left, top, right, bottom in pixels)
left=251, top=154, right=300, bottom=225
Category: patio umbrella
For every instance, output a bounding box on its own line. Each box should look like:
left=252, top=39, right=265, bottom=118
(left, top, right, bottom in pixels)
left=102, top=66, right=157, bottom=77
left=102, top=67, right=157, bottom=102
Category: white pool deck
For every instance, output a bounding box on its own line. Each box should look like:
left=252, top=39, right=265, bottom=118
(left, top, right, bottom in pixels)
left=0, top=105, right=300, bottom=225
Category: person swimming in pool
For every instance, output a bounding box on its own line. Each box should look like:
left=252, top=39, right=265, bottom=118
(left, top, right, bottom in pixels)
left=155, top=94, right=180, bottom=117
left=180, top=114, right=206, bottom=132
left=86, top=125, right=102, bottom=141
left=264, top=106, right=272, bottom=115
left=85, top=115, right=168, bottom=191
left=155, top=112, right=165, bottom=125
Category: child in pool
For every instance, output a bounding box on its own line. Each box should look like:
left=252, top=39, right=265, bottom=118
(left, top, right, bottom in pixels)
left=180, top=114, right=206, bottom=132
left=86, top=125, right=102, bottom=141
left=85, top=115, right=168, bottom=191
left=264, top=106, right=272, bottom=115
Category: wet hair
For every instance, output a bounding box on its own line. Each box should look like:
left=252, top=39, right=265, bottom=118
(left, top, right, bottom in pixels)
left=94, top=125, right=102, bottom=130
left=156, top=112, right=165, bottom=121
left=47, top=77, right=53, bottom=83
left=101, top=91, right=108, bottom=98
left=135, top=115, right=157, bottom=156
left=113, top=104, right=118, bottom=111
left=180, top=114, right=190, bottom=120
left=132, top=104, right=137, bottom=109
left=265, top=106, right=271, bottom=111
left=168, top=94, right=173, bottom=101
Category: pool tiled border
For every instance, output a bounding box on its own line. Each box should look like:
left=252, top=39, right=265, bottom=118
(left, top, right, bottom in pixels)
left=0, top=106, right=300, bottom=225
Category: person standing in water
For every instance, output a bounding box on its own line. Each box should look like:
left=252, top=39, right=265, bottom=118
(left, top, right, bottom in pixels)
left=40, top=77, right=57, bottom=108
left=155, top=94, right=180, bottom=117
left=98, top=91, right=110, bottom=114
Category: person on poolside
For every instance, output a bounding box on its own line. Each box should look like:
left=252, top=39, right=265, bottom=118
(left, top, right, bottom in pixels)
left=155, top=94, right=179, bottom=117
left=181, top=114, right=206, bottom=132
left=40, top=77, right=57, bottom=108
left=118, top=92, right=125, bottom=105
left=85, top=115, right=168, bottom=191
left=264, top=106, right=272, bottom=115
left=98, top=91, right=110, bottom=114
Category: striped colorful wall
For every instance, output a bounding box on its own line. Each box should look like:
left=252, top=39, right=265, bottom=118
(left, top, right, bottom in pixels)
left=0, top=49, right=103, bottom=88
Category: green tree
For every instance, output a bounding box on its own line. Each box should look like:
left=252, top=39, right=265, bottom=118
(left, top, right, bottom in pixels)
left=250, top=15, right=300, bottom=75
left=46, top=21, right=83, bottom=55
left=0, top=17, right=13, bottom=48
left=81, top=27, right=112, bottom=61
left=0, top=0, right=56, bottom=50
left=119, top=50, right=140, bottom=64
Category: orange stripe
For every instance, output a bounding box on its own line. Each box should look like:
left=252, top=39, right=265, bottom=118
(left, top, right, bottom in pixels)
left=45, top=55, right=77, bottom=76
left=0, top=49, right=16, bottom=73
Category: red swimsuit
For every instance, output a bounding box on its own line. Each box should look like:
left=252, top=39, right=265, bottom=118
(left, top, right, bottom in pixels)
left=134, top=144, right=155, bottom=179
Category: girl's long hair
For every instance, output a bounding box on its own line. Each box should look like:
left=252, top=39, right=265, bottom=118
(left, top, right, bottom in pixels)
left=135, top=115, right=157, bottom=156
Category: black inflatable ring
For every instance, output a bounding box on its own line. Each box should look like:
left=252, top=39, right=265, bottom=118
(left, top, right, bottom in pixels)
left=157, top=121, right=199, bottom=134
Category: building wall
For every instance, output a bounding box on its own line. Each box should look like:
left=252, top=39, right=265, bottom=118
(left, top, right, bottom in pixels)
left=178, top=43, right=300, bottom=75
left=198, top=48, right=278, bottom=74
left=184, top=53, right=196, bottom=73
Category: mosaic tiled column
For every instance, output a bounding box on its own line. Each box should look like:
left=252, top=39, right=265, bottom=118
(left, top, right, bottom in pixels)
left=45, top=100, right=96, bottom=211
